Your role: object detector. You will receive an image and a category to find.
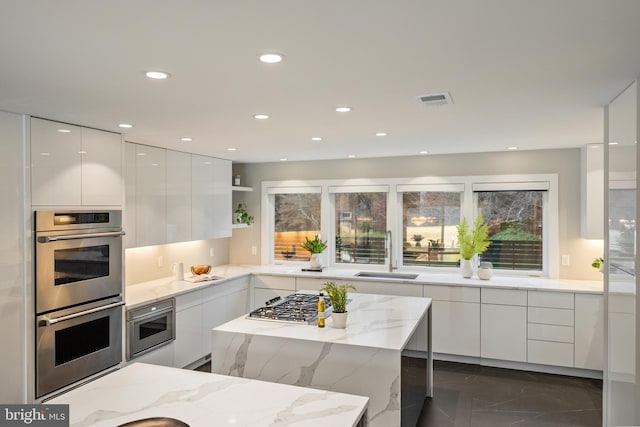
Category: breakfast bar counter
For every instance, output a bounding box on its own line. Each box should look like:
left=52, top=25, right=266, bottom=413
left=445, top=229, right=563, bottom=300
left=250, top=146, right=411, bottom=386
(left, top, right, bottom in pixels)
left=211, top=292, right=433, bottom=427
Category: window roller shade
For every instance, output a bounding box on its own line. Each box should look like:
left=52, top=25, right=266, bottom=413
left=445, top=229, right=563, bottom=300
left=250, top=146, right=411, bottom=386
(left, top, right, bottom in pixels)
left=472, top=182, right=549, bottom=192
left=266, top=186, right=322, bottom=194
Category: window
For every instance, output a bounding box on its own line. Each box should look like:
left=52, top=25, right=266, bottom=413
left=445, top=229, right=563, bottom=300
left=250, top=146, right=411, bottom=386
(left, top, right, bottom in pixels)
left=332, top=189, right=387, bottom=264
left=476, top=190, right=545, bottom=271
left=400, top=187, right=462, bottom=267
left=273, top=192, right=321, bottom=261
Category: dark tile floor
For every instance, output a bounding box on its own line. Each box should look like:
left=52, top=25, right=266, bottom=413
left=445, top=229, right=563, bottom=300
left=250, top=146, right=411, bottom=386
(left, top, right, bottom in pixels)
left=195, top=360, right=603, bottom=427
left=418, top=361, right=602, bottom=427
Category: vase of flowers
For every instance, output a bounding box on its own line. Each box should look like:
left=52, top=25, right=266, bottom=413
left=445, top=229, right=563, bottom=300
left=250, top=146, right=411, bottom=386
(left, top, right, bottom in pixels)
left=457, top=214, right=491, bottom=279
left=301, top=234, right=327, bottom=269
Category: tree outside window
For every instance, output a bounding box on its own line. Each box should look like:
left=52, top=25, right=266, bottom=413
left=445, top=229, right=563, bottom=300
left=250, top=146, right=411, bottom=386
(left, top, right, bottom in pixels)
left=477, top=190, right=544, bottom=271
left=274, top=193, right=321, bottom=261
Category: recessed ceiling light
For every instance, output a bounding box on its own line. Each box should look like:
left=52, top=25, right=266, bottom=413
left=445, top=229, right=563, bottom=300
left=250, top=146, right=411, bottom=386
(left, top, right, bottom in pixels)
left=137, top=152, right=146, bottom=156
left=419, top=151, right=429, bottom=154
left=118, top=123, right=133, bottom=129
left=57, top=129, right=71, bottom=133
left=336, top=107, right=352, bottom=113
left=311, top=137, right=323, bottom=141
left=180, top=137, right=192, bottom=142
left=259, top=53, right=283, bottom=63
left=279, top=158, right=288, bottom=161
left=348, top=154, right=356, bottom=158
left=375, top=132, right=388, bottom=137
left=204, top=161, right=211, bottom=165
left=227, top=148, right=237, bottom=151
left=507, top=146, right=518, bottom=150
left=78, top=151, right=87, bottom=155
left=608, top=142, right=619, bottom=145
left=151, top=163, right=159, bottom=166
left=254, top=114, right=270, bottom=120
left=145, top=71, right=169, bottom=80
left=39, top=152, right=50, bottom=156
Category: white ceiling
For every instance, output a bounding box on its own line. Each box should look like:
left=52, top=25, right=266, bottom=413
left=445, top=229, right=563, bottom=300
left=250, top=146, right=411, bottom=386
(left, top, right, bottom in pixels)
left=1, top=1, right=639, bottom=163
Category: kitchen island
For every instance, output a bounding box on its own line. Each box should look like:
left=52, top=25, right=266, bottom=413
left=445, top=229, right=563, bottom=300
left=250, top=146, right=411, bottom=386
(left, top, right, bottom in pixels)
left=48, top=363, right=368, bottom=427
left=211, top=292, right=433, bottom=427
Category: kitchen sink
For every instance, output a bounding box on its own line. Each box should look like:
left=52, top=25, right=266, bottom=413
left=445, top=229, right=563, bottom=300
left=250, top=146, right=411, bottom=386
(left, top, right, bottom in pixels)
left=354, top=271, right=419, bottom=280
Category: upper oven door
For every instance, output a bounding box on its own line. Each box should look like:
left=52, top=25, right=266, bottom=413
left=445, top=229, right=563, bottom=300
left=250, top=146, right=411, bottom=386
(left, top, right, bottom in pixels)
left=35, top=228, right=124, bottom=314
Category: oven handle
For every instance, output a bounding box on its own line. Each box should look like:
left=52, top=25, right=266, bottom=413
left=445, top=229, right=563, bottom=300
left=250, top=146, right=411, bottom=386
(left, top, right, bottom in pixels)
left=38, top=231, right=125, bottom=243
left=130, top=306, right=175, bottom=322
left=42, top=301, right=125, bottom=326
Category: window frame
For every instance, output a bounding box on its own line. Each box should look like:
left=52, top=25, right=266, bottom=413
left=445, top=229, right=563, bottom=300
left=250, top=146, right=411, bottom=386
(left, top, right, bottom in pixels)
left=262, top=174, right=559, bottom=277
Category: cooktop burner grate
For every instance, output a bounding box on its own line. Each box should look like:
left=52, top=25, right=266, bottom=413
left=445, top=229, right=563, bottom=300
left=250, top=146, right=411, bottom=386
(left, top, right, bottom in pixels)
left=247, top=293, right=332, bottom=324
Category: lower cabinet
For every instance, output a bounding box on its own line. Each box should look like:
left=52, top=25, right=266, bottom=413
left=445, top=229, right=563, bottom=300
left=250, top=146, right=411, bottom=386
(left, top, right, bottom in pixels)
left=433, top=301, right=480, bottom=356
left=172, top=277, right=250, bottom=368
left=574, top=294, right=604, bottom=370
left=481, top=303, right=527, bottom=362
left=253, top=275, right=296, bottom=310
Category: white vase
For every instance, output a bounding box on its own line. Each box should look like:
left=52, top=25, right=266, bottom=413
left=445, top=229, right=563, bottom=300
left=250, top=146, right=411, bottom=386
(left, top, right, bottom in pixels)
left=460, top=259, right=473, bottom=278
left=331, top=312, right=348, bottom=328
left=310, top=253, right=321, bottom=268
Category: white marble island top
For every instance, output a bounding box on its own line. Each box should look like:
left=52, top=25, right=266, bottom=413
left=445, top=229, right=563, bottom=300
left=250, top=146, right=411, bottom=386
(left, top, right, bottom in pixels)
left=48, top=363, right=368, bottom=427
left=215, top=292, right=431, bottom=351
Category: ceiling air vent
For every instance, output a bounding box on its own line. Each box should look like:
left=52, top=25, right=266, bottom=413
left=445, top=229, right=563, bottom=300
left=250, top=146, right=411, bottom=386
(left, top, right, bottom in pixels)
left=418, top=92, right=453, bottom=107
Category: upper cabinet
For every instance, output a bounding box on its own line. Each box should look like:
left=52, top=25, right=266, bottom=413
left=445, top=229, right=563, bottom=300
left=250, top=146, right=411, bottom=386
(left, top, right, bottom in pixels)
left=31, top=118, right=123, bottom=207
left=581, top=143, right=604, bottom=239
left=125, top=142, right=231, bottom=248
left=192, top=155, right=232, bottom=240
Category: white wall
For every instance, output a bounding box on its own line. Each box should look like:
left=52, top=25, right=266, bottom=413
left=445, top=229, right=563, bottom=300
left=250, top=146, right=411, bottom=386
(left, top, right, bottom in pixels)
left=125, top=238, right=230, bottom=285
left=0, top=110, right=29, bottom=403
left=230, top=148, right=603, bottom=281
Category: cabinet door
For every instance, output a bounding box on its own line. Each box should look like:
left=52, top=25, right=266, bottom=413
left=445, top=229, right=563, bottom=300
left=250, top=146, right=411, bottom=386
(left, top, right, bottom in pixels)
left=191, top=155, right=231, bottom=240
left=574, top=294, right=604, bottom=370
left=124, top=143, right=137, bottom=247
left=166, top=150, right=192, bottom=243
left=433, top=300, right=480, bottom=357
left=81, top=127, right=123, bottom=206
left=135, top=145, right=166, bottom=246
left=31, top=118, right=82, bottom=206
left=174, top=304, right=203, bottom=368
left=227, top=288, right=249, bottom=320
left=481, top=304, right=527, bottom=362
left=202, top=297, right=227, bottom=358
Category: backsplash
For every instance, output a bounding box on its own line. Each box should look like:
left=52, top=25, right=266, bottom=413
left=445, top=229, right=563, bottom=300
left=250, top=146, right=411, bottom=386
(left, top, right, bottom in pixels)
left=125, top=238, right=230, bottom=285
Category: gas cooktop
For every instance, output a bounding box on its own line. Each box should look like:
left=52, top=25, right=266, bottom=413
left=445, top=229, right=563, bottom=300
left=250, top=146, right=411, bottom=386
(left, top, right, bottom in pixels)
left=247, top=293, right=333, bottom=324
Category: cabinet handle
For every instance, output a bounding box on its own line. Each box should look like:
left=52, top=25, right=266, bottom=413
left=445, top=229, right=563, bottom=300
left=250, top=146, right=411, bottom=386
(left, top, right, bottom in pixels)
left=38, top=231, right=125, bottom=243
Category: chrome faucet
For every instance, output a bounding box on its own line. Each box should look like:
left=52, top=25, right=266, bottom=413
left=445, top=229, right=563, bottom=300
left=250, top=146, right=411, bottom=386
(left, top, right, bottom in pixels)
left=386, top=230, right=394, bottom=272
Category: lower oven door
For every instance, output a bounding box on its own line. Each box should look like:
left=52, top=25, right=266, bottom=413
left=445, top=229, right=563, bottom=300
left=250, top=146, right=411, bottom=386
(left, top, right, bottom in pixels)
left=127, top=299, right=175, bottom=360
left=36, top=298, right=123, bottom=398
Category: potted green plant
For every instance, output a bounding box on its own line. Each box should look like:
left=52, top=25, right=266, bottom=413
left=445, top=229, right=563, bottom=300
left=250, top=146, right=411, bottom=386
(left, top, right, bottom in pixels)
left=234, top=203, right=254, bottom=226
left=456, top=214, right=491, bottom=278
left=412, top=234, right=424, bottom=247
left=301, top=234, right=327, bottom=268
left=321, top=281, right=356, bottom=328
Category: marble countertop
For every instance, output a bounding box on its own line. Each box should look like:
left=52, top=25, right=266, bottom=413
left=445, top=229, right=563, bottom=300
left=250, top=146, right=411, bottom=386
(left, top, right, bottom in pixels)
left=125, top=264, right=603, bottom=309
left=214, top=292, right=430, bottom=351
left=47, top=363, right=368, bottom=427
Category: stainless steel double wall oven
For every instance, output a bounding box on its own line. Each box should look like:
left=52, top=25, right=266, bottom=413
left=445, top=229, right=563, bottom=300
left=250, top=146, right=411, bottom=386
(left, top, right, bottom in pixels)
left=35, top=210, right=125, bottom=398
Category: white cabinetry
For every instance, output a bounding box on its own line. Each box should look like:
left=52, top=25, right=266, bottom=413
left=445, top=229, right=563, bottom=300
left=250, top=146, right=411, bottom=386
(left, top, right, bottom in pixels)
left=481, top=289, right=527, bottom=362
left=581, top=143, right=604, bottom=239
left=132, top=144, right=166, bottom=247
left=31, top=118, right=122, bottom=207
left=171, top=277, right=251, bottom=368
left=125, top=144, right=232, bottom=247
left=527, top=291, right=574, bottom=367
left=574, top=294, right=604, bottom=370
left=192, top=155, right=231, bottom=240
left=166, top=150, right=192, bottom=243
left=423, top=285, right=480, bottom=357
left=174, top=291, right=203, bottom=368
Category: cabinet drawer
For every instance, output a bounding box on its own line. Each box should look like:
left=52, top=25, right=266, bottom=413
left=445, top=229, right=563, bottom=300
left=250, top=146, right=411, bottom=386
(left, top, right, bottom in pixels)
left=528, top=307, right=574, bottom=326
left=528, top=291, right=574, bottom=309
left=423, top=284, right=479, bottom=303
left=528, top=323, right=574, bottom=343
left=481, top=288, right=527, bottom=306
left=528, top=340, right=574, bottom=367
left=253, top=275, right=296, bottom=291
